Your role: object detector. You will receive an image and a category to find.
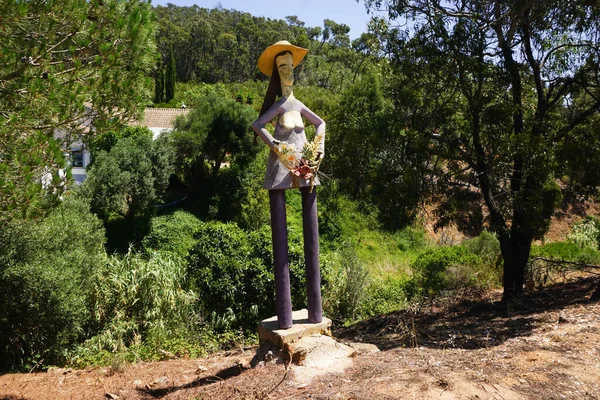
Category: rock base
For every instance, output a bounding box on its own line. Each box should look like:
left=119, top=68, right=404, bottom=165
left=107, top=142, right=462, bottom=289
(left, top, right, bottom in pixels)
left=254, top=310, right=379, bottom=385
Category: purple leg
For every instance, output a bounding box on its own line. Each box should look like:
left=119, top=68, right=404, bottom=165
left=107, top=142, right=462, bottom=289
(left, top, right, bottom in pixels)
left=301, top=187, right=323, bottom=323
left=269, top=189, right=293, bottom=329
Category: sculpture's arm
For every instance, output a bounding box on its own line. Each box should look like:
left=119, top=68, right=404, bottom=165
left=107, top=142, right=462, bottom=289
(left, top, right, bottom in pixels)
left=301, top=106, right=325, bottom=155
left=252, top=104, right=281, bottom=151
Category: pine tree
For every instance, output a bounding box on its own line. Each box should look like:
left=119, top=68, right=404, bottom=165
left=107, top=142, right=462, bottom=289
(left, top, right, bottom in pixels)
left=0, top=0, right=156, bottom=224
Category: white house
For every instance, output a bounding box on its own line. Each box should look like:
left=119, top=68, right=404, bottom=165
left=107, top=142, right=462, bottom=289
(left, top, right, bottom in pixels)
left=58, top=107, right=190, bottom=183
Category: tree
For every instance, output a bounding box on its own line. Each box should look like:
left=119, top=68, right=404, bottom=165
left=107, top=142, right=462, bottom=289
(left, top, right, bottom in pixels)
left=154, top=57, right=165, bottom=104
left=165, top=44, right=176, bottom=102
left=83, top=130, right=174, bottom=250
left=171, top=93, right=258, bottom=218
left=329, top=69, right=430, bottom=229
left=0, top=0, right=156, bottom=225
left=366, top=0, right=600, bottom=300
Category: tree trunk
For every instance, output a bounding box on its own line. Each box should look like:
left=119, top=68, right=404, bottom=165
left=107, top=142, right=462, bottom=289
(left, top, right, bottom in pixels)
left=499, top=229, right=533, bottom=302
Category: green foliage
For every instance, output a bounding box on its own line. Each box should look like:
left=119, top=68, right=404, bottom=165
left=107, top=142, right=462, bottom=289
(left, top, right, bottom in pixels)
left=154, top=57, right=165, bottom=104
left=187, top=223, right=275, bottom=330
left=75, top=251, right=197, bottom=361
left=317, top=181, right=379, bottom=246
left=409, top=246, right=484, bottom=298
left=154, top=5, right=363, bottom=92
left=394, top=227, right=429, bottom=253
left=323, top=244, right=371, bottom=323
left=171, top=92, right=257, bottom=218
left=0, top=132, right=65, bottom=224
left=567, top=217, right=600, bottom=250
left=83, top=132, right=174, bottom=250
left=89, top=126, right=153, bottom=159
left=165, top=45, right=176, bottom=102
left=360, top=277, right=409, bottom=317
left=367, top=0, right=600, bottom=298
left=0, top=196, right=106, bottom=370
left=0, top=0, right=156, bottom=224
left=557, top=117, right=600, bottom=198
left=187, top=221, right=330, bottom=330
left=530, top=241, right=600, bottom=265
left=461, top=231, right=502, bottom=271
left=236, top=148, right=271, bottom=231
left=328, top=70, right=430, bottom=229
left=142, top=211, right=205, bottom=258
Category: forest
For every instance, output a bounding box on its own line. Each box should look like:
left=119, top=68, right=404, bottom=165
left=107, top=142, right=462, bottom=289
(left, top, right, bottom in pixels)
left=1, top=0, right=600, bottom=373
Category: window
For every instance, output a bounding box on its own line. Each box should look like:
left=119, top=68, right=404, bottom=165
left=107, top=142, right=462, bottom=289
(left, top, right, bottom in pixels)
left=71, top=150, right=84, bottom=167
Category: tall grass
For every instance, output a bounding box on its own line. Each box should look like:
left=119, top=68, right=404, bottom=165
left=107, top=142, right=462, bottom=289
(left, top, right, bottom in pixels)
left=71, top=251, right=198, bottom=366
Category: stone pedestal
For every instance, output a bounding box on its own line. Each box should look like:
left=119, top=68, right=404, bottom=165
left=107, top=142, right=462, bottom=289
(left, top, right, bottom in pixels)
left=254, top=309, right=379, bottom=385
left=257, top=309, right=332, bottom=348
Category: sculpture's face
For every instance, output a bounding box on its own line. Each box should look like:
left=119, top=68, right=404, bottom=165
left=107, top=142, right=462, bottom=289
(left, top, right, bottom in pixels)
left=276, top=52, right=294, bottom=86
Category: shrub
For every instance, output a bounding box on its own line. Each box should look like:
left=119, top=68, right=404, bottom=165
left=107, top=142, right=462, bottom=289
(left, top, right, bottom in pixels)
left=187, top=221, right=331, bottom=331
left=0, top=196, right=106, bottom=370
left=142, top=210, right=204, bottom=258
left=409, top=246, right=483, bottom=298
left=360, top=277, right=409, bottom=316
left=530, top=241, right=600, bottom=265
left=83, top=132, right=174, bottom=251
left=73, top=251, right=197, bottom=365
left=567, top=217, right=600, bottom=250
left=395, top=226, right=429, bottom=252
left=323, top=243, right=371, bottom=323
left=188, top=223, right=275, bottom=331
left=461, top=231, right=503, bottom=286
left=462, top=231, right=501, bottom=267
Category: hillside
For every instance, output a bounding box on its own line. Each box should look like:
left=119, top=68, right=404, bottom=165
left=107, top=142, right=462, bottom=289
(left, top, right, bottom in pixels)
left=1, top=277, right=598, bottom=400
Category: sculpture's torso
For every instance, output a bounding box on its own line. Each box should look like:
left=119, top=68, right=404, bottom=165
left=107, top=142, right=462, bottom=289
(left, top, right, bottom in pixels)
left=263, top=97, right=320, bottom=190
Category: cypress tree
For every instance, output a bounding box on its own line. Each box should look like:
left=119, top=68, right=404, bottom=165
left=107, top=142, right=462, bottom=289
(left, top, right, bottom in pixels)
left=165, top=45, right=176, bottom=103
left=154, top=57, right=165, bottom=104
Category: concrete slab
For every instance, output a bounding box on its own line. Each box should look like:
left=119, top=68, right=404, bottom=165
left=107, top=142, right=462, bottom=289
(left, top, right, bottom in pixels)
left=257, top=309, right=332, bottom=348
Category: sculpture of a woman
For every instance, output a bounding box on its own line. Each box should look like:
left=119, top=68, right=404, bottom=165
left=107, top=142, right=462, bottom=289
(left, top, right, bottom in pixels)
left=252, top=41, right=325, bottom=329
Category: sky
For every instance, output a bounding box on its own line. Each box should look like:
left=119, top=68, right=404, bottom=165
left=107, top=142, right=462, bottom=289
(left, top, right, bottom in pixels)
left=150, top=0, right=380, bottom=40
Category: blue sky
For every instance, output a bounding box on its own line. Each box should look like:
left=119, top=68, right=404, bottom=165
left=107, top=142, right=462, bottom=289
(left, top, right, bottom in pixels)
left=150, top=0, right=380, bottom=39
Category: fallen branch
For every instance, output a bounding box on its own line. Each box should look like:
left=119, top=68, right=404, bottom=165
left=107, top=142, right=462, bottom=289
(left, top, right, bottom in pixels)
left=529, top=257, right=600, bottom=276
left=527, top=257, right=600, bottom=299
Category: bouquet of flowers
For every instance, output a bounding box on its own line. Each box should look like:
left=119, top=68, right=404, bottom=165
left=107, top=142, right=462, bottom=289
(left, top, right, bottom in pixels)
left=274, top=134, right=323, bottom=192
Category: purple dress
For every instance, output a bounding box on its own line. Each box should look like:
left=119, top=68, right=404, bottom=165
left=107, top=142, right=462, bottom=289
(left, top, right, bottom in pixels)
left=252, top=95, right=325, bottom=190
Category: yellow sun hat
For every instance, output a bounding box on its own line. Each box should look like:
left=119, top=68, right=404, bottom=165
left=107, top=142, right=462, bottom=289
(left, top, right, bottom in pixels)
left=257, top=40, right=309, bottom=76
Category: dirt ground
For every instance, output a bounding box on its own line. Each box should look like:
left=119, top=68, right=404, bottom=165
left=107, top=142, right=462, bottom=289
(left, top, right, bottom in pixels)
left=1, top=276, right=599, bottom=400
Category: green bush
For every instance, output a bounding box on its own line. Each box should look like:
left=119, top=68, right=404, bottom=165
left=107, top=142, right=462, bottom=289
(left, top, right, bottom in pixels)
left=187, top=221, right=331, bottom=331
left=188, top=223, right=274, bottom=331
left=360, top=277, right=409, bottom=316
left=83, top=132, right=175, bottom=251
left=530, top=241, right=600, bottom=265
left=409, top=246, right=484, bottom=298
left=0, top=196, right=106, bottom=370
left=461, top=231, right=503, bottom=285
left=72, top=251, right=197, bottom=366
left=395, top=227, right=429, bottom=252
left=142, top=210, right=204, bottom=258
left=567, top=217, right=600, bottom=250
left=323, top=244, right=371, bottom=323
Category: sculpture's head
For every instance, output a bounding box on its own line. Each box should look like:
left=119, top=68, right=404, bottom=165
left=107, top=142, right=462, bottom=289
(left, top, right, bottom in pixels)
left=256, top=41, right=309, bottom=123
left=257, top=40, right=309, bottom=81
